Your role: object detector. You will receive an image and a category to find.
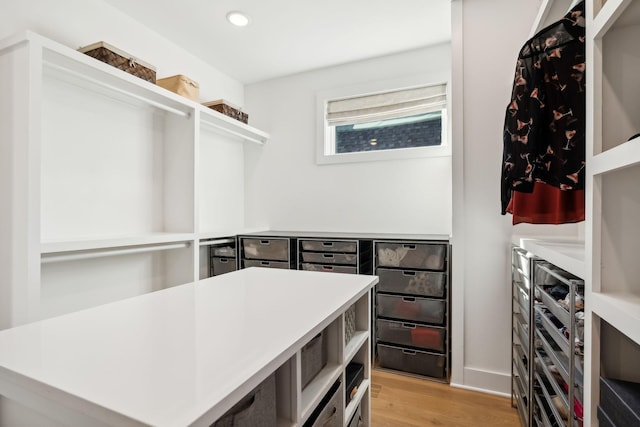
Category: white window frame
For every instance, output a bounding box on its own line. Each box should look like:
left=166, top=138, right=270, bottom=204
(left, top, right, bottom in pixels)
left=316, top=75, right=451, bottom=165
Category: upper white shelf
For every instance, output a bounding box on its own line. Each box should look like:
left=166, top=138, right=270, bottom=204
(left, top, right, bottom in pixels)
left=591, top=291, right=640, bottom=346
left=200, top=105, right=269, bottom=145
left=590, top=135, right=640, bottom=175
left=7, top=31, right=270, bottom=145
left=513, top=236, right=585, bottom=279
left=592, top=0, right=640, bottom=39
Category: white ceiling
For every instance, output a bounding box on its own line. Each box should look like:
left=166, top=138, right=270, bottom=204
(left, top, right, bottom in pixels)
left=101, top=0, right=452, bottom=84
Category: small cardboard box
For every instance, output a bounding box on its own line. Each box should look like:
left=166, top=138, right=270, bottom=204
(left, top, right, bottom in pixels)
left=156, top=75, right=200, bottom=102
left=78, top=42, right=156, bottom=83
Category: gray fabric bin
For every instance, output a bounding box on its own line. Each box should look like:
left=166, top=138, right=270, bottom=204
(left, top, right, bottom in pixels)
left=347, top=404, right=362, bottom=427
left=377, top=343, right=446, bottom=379
left=301, top=332, right=327, bottom=389
left=376, top=242, right=446, bottom=270
left=377, top=268, right=446, bottom=298
left=301, top=263, right=357, bottom=274
left=212, top=373, right=276, bottom=427
left=303, top=380, right=342, bottom=427
left=376, top=294, right=446, bottom=325
left=242, top=238, right=289, bottom=261
left=301, top=240, right=357, bottom=253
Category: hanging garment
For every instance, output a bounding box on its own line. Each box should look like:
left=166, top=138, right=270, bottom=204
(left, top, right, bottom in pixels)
left=506, top=182, right=585, bottom=225
left=501, top=1, right=586, bottom=221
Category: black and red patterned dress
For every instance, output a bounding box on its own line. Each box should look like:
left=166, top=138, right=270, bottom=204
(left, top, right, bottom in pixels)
left=501, top=1, right=585, bottom=224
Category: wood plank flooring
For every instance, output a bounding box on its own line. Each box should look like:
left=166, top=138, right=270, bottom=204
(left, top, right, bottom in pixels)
left=371, top=370, right=521, bottom=427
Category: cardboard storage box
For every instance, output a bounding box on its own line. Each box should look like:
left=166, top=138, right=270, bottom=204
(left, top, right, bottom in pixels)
left=156, top=75, right=199, bottom=101
left=78, top=41, right=156, bottom=83
left=204, top=99, right=248, bottom=124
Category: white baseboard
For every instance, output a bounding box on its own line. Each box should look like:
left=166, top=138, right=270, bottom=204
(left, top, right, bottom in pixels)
left=449, top=367, right=512, bottom=397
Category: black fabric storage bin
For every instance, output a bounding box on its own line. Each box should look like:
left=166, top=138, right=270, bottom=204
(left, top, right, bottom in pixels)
left=212, top=373, right=276, bottom=427
left=376, top=319, right=446, bottom=352
left=597, top=406, right=616, bottom=427
left=376, top=242, right=446, bottom=270
left=376, top=294, right=446, bottom=325
left=377, top=268, right=446, bottom=298
left=377, top=344, right=446, bottom=379
left=301, top=332, right=327, bottom=389
left=242, top=238, right=289, bottom=261
left=600, top=377, right=640, bottom=426
left=301, top=263, right=357, bottom=274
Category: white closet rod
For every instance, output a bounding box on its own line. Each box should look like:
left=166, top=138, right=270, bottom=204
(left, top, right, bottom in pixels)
left=41, top=242, right=190, bottom=264
left=44, top=61, right=191, bottom=118
left=201, top=119, right=264, bottom=145
left=199, top=238, right=235, bottom=246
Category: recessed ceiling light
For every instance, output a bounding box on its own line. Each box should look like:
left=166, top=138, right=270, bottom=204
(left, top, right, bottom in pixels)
left=226, top=11, right=250, bottom=27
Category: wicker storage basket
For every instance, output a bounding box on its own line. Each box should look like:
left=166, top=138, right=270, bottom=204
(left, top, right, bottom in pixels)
left=78, top=42, right=156, bottom=83
left=156, top=75, right=199, bottom=101
left=204, top=99, right=248, bottom=124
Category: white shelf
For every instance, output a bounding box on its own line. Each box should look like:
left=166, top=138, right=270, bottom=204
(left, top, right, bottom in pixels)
left=344, top=378, right=370, bottom=425
left=513, top=237, right=585, bottom=279
left=200, top=105, right=269, bottom=145
left=300, top=363, right=343, bottom=423
left=344, top=331, right=368, bottom=364
left=591, top=292, right=640, bottom=346
left=590, top=135, right=640, bottom=175
left=592, top=0, right=639, bottom=39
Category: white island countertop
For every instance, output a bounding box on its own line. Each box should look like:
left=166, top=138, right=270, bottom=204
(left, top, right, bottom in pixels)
left=0, top=268, right=378, bottom=427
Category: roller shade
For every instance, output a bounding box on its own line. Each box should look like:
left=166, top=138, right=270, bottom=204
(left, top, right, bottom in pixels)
left=327, top=83, right=447, bottom=126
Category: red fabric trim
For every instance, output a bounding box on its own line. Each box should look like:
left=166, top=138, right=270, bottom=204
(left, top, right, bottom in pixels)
left=506, top=182, right=585, bottom=225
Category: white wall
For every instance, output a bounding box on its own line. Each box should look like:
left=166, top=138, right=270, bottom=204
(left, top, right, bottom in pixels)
left=0, top=0, right=243, bottom=106
left=451, top=0, right=582, bottom=395
left=243, top=45, right=452, bottom=235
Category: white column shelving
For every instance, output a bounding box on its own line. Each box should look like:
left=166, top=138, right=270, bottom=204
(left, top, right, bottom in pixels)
left=586, top=0, right=640, bottom=424
left=0, top=31, right=269, bottom=330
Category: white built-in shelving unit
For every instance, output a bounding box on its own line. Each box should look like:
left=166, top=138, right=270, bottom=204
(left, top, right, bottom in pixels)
left=0, top=30, right=269, bottom=330
left=512, top=0, right=640, bottom=425
left=586, top=0, right=640, bottom=424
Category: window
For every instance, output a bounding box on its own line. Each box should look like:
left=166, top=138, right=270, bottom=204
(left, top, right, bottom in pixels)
left=317, top=82, right=449, bottom=164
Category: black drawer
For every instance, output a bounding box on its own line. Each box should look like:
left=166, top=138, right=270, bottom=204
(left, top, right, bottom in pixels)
left=301, top=240, right=357, bottom=253
left=301, top=263, right=357, bottom=274
left=301, top=252, right=357, bottom=265
left=377, top=343, right=446, bottom=379
left=377, top=268, right=446, bottom=298
left=376, top=242, right=446, bottom=270
left=242, top=238, right=289, bottom=261
left=376, top=294, right=446, bottom=325
left=376, top=319, right=446, bottom=352
left=211, top=257, right=236, bottom=276
left=243, top=259, right=289, bottom=269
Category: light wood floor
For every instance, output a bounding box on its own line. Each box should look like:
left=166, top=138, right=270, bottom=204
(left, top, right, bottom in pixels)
left=371, top=370, right=521, bottom=427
